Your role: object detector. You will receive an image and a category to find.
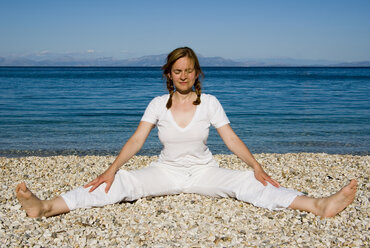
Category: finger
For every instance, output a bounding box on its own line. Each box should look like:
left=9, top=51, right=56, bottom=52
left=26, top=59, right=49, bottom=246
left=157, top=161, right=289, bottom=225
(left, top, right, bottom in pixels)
left=84, top=181, right=93, bottom=188
left=257, top=177, right=268, bottom=186
left=84, top=178, right=98, bottom=188
left=88, top=182, right=101, bottom=192
left=264, top=175, right=280, bottom=188
left=254, top=173, right=267, bottom=186
left=272, top=178, right=280, bottom=187
left=268, top=178, right=280, bottom=188
left=105, top=181, right=112, bottom=193
left=84, top=181, right=95, bottom=188
left=89, top=185, right=98, bottom=192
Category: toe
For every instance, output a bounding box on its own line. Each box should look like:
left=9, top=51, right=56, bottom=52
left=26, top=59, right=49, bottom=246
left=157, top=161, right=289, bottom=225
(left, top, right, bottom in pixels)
left=16, top=182, right=27, bottom=192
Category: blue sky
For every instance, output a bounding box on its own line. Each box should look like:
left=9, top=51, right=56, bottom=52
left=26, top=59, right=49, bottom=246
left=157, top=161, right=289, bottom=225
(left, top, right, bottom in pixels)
left=1, top=0, right=369, bottom=62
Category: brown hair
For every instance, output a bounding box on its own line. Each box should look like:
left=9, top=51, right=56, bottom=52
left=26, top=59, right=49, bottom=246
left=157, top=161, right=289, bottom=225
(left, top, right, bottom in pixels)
left=162, top=47, right=204, bottom=109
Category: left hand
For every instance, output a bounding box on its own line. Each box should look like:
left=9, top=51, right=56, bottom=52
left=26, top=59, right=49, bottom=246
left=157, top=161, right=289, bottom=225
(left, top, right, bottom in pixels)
left=84, top=168, right=116, bottom=193
left=254, top=167, right=280, bottom=187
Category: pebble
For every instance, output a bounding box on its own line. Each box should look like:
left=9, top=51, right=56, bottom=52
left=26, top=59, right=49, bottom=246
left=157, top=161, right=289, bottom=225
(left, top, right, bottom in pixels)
left=1, top=153, right=369, bottom=247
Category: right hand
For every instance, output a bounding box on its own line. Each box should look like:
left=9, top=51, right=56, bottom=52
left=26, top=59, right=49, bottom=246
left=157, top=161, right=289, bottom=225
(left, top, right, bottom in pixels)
left=84, top=168, right=116, bottom=193
left=253, top=166, right=280, bottom=188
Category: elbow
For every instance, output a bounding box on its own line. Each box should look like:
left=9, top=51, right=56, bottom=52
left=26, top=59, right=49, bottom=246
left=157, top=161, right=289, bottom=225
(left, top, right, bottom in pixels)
left=224, top=135, right=240, bottom=152
left=128, top=134, right=146, bottom=152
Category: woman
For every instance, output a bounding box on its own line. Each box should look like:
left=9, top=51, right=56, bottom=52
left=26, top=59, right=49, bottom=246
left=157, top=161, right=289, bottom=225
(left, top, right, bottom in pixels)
left=16, top=47, right=357, bottom=218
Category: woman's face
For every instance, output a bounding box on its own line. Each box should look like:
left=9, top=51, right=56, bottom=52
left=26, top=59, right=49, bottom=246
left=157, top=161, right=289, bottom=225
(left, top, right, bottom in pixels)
left=168, top=56, right=198, bottom=94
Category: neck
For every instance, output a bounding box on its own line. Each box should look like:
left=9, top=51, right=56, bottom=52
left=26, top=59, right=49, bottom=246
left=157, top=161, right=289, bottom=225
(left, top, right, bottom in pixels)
left=173, top=90, right=195, bottom=103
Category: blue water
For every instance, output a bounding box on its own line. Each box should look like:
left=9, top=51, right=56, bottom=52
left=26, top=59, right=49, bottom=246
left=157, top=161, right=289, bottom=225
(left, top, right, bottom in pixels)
left=0, top=67, right=369, bottom=157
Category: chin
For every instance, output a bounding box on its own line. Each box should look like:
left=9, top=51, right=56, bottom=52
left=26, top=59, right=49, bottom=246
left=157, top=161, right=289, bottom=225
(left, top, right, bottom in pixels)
left=176, top=88, right=192, bottom=94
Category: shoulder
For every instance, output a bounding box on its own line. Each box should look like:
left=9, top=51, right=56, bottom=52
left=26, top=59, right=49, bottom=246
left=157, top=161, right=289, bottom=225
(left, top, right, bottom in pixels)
left=201, top=93, right=222, bottom=105
left=142, top=94, right=169, bottom=121
left=148, top=94, right=169, bottom=105
left=152, top=94, right=170, bottom=101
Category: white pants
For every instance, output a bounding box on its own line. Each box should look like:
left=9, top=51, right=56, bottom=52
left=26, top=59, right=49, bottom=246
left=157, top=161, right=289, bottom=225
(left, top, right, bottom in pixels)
left=61, top=161, right=302, bottom=211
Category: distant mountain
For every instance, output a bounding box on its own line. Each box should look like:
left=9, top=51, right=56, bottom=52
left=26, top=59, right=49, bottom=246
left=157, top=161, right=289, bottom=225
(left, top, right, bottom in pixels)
left=199, top=56, right=243, bottom=66
left=116, top=54, right=167, bottom=66
left=0, top=56, right=37, bottom=66
left=0, top=54, right=369, bottom=67
left=0, top=56, right=124, bottom=66
left=330, top=61, right=370, bottom=67
left=235, top=57, right=336, bottom=66
left=0, top=54, right=244, bottom=66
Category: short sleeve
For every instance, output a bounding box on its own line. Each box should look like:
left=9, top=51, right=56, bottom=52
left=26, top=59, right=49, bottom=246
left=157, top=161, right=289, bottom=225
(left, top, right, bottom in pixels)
left=141, top=97, right=160, bottom=124
left=208, top=95, right=230, bottom=128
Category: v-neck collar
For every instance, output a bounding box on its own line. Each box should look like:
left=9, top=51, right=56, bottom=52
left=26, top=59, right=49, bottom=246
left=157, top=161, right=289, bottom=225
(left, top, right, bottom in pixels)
left=169, top=104, right=200, bottom=132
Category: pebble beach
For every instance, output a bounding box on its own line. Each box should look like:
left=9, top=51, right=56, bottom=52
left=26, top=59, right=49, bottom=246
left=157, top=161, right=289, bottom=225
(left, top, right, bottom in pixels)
left=1, top=153, right=369, bottom=247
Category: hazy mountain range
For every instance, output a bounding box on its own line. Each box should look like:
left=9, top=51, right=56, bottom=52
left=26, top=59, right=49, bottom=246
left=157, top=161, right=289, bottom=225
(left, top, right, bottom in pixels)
left=0, top=53, right=369, bottom=67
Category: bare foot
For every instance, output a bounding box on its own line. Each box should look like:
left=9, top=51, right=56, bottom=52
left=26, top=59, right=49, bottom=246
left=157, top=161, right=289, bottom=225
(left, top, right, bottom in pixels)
left=16, top=182, right=45, bottom=218
left=320, top=179, right=357, bottom=218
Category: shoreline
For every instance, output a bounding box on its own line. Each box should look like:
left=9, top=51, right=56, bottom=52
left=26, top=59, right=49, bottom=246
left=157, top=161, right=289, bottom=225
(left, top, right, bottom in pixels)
left=1, top=153, right=368, bottom=246
left=0, top=149, right=369, bottom=158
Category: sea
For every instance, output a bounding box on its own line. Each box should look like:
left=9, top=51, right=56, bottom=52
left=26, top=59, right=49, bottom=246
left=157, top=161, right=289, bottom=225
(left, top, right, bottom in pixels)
left=0, top=67, right=369, bottom=157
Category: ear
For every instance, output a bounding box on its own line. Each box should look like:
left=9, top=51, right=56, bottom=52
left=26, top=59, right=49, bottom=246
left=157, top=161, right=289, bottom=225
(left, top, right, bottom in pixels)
left=168, top=73, right=172, bottom=80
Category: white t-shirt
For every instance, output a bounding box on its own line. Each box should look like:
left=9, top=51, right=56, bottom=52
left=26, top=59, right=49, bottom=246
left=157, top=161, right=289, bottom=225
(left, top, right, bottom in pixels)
left=141, top=93, right=230, bottom=167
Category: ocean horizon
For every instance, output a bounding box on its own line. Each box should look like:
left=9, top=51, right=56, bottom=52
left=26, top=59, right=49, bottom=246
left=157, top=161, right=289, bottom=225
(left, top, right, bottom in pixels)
left=0, top=66, right=369, bottom=157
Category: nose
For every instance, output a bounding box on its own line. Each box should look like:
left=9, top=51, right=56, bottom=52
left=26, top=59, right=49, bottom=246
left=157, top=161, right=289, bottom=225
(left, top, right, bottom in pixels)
left=180, top=71, right=187, bottom=79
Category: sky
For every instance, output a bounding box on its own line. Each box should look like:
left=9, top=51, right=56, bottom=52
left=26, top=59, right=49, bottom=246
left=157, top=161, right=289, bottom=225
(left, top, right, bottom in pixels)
left=1, top=0, right=370, bottom=62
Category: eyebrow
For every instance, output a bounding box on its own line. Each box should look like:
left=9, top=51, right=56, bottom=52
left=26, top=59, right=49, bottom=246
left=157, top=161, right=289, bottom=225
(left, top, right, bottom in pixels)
left=173, top=68, right=194, bottom=71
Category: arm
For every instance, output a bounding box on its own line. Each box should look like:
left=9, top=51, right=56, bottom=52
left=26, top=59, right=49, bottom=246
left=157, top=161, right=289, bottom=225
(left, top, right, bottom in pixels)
left=84, top=121, right=155, bottom=192
left=216, top=124, right=279, bottom=187
left=107, top=121, right=154, bottom=172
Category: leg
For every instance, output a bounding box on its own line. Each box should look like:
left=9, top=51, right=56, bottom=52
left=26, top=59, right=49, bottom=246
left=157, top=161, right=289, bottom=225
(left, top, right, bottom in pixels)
left=288, top=179, right=357, bottom=217
left=188, top=166, right=302, bottom=210
left=16, top=182, right=69, bottom=218
left=61, top=165, right=181, bottom=211
left=16, top=164, right=180, bottom=218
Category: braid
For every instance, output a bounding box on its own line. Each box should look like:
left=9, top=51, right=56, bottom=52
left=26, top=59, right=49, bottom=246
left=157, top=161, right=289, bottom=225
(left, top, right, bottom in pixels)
left=166, top=78, right=175, bottom=109
left=193, top=78, right=202, bottom=105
